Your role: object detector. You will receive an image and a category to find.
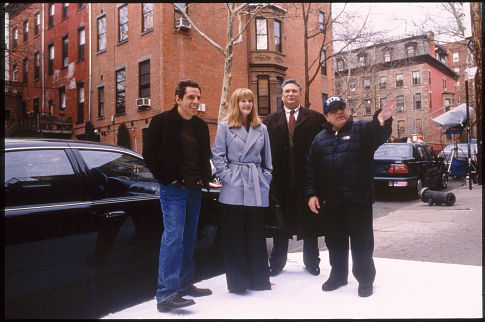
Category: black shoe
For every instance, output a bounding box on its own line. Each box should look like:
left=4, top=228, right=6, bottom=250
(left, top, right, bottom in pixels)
left=249, top=281, right=272, bottom=291
left=181, top=285, right=212, bottom=297
left=269, top=265, right=284, bottom=277
left=305, top=265, right=320, bottom=276
left=322, top=277, right=348, bottom=291
left=358, top=284, right=373, bottom=297
left=157, top=294, right=195, bottom=312
left=229, top=288, right=247, bottom=295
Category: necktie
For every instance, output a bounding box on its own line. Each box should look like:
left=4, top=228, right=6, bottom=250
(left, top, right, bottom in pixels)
left=289, top=110, right=296, bottom=136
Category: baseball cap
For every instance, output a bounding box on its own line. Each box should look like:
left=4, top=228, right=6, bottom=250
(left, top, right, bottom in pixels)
left=323, top=96, right=346, bottom=114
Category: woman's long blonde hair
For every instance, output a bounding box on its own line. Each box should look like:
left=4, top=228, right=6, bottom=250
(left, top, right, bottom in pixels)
left=225, top=88, right=262, bottom=128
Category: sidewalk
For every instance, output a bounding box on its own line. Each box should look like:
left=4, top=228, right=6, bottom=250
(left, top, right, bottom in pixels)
left=103, top=250, right=482, bottom=319
left=103, top=184, right=483, bottom=319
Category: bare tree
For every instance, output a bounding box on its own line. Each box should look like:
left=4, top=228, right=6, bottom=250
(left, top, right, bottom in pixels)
left=173, top=3, right=271, bottom=121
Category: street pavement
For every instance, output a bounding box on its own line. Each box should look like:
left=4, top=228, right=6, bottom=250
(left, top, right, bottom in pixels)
left=103, top=183, right=482, bottom=319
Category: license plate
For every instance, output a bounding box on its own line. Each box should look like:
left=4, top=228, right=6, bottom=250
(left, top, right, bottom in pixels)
left=393, top=181, right=408, bottom=187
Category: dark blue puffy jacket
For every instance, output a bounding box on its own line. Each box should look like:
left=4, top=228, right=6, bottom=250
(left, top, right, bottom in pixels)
left=304, top=109, right=392, bottom=211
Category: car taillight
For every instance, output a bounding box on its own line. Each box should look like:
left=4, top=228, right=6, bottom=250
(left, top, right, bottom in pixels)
left=388, top=164, right=408, bottom=174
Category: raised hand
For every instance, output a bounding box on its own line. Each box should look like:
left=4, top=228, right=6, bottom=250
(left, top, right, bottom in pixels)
left=378, top=99, right=396, bottom=125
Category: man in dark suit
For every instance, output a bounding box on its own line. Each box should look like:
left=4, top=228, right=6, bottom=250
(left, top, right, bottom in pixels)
left=263, top=78, right=326, bottom=276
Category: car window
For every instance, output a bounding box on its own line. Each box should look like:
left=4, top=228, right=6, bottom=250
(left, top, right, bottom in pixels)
left=79, top=150, right=159, bottom=197
left=374, top=144, right=412, bottom=159
left=4, top=149, right=83, bottom=207
left=417, top=145, right=432, bottom=161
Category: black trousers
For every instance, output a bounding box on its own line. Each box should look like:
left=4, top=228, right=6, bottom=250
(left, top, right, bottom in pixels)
left=270, top=235, right=320, bottom=269
left=324, top=203, right=376, bottom=285
left=219, top=203, right=271, bottom=292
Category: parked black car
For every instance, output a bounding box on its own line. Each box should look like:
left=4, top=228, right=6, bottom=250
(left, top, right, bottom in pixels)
left=3, top=138, right=224, bottom=319
left=373, top=142, right=448, bottom=196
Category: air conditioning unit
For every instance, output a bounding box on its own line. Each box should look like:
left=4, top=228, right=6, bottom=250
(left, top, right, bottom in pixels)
left=176, top=17, right=191, bottom=31
left=136, top=98, right=151, bottom=108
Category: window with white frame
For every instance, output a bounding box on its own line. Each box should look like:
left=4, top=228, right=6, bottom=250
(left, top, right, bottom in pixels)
left=77, top=82, right=85, bottom=123
left=142, top=3, right=154, bottom=32
left=119, top=4, right=128, bottom=42
left=62, top=34, right=69, bottom=68
left=363, top=78, right=370, bottom=90
left=23, top=20, right=28, bottom=42
left=48, top=3, right=55, bottom=27
left=139, top=60, right=150, bottom=98
left=34, top=51, right=40, bottom=80
left=48, top=43, right=54, bottom=75
left=62, top=3, right=69, bottom=19
left=412, top=71, right=420, bottom=85
left=116, top=68, right=126, bottom=114
left=397, top=120, right=405, bottom=136
left=256, top=19, right=268, bottom=50
left=13, top=27, right=18, bottom=49
left=320, top=49, right=326, bottom=75
left=274, top=20, right=282, bottom=53
left=257, top=76, right=270, bottom=115
left=379, top=76, right=386, bottom=89
left=59, top=86, right=66, bottom=110
left=78, top=27, right=85, bottom=62
left=396, top=73, right=403, bottom=87
left=12, top=63, right=18, bottom=81
left=98, top=86, right=105, bottom=118
left=384, top=50, right=391, bottom=62
left=453, top=52, right=459, bottom=62
left=414, top=93, right=421, bottom=109
left=319, top=11, right=325, bottom=33
left=349, top=80, right=355, bottom=92
left=364, top=99, right=371, bottom=115
left=34, top=13, right=40, bottom=35
left=396, top=95, right=404, bottom=111
left=97, top=15, right=106, bottom=51
left=380, top=97, right=387, bottom=108
left=337, top=59, right=344, bottom=71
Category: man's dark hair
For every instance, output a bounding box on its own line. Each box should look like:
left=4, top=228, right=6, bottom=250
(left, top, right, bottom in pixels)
left=175, top=79, right=201, bottom=100
left=281, top=78, right=302, bottom=92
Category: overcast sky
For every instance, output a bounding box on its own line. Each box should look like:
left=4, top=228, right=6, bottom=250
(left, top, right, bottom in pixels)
left=332, top=2, right=472, bottom=49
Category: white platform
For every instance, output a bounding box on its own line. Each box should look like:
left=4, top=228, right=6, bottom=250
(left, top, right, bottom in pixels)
left=103, top=251, right=482, bottom=319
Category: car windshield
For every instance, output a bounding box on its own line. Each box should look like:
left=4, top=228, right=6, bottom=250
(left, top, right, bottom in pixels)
left=374, top=144, right=413, bottom=159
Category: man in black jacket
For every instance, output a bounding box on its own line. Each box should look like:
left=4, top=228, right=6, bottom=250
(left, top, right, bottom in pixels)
left=143, top=80, right=212, bottom=312
left=263, top=79, right=326, bottom=277
left=305, top=96, right=394, bottom=297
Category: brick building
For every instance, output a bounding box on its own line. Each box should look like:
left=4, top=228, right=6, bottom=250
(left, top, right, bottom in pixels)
left=333, top=32, right=458, bottom=153
left=6, top=3, right=89, bottom=138
left=88, top=3, right=333, bottom=153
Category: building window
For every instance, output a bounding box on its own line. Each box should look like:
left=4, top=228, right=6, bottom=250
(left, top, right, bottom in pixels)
left=321, top=93, right=328, bottom=110
left=62, top=34, right=69, bottom=68
left=97, top=15, right=106, bottom=52
left=23, top=20, right=28, bottom=42
left=48, top=43, right=54, bottom=75
left=33, top=97, right=39, bottom=114
left=142, top=3, right=154, bottom=32
left=454, top=67, right=459, bottom=75
left=34, top=51, right=40, bottom=80
left=453, top=52, right=459, bottom=62
left=428, top=71, right=431, bottom=84
left=349, top=99, right=357, bottom=115
left=380, top=97, right=387, bottom=108
left=384, top=50, right=391, bottom=62
left=34, top=13, right=40, bottom=36
left=319, top=11, right=325, bottom=33
left=116, top=68, right=126, bottom=114
left=257, top=76, right=270, bottom=115
left=414, top=93, right=421, bottom=110
left=276, top=76, right=283, bottom=111
left=48, top=99, right=54, bottom=115
left=274, top=20, right=281, bottom=53
left=78, top=27, right=85, bottom=62
left=22, top=58, right=28, bottom=83
left=62, top=3, right=69, bottom=19
left=429, top=93, right=432, bottom=109
left=396, top=73, right=403, bottom=87
left=119, top=4, right=128, bottom=42
left=320, top=49, right=326, bottom=75
left=443, top=79, right=447, bottom=90
left=363, top=78, right=370, bottom=90
left=48, top=4, right=55, bottom=27
left=139, top=60, right=150, bottom=98
left=379, top=76, right=386, bottom=89
left=412, top=71, right=420, bottom=85
left=59, top=86, right=66, bottom=110
left=349, top=80, right=356, bottom=92
left=12, top=63, right=18, bottom=81
left=98, top=86, right=105, bottom=118
left=337, top=59, right=344, bottom=72
left=396, top=95, right=404, bottom=111
left=77, top=82, right=84, bottom=123
left=407, top=45, right=415, bottom=57
left=12, top=27, right=18, bottom=49
left=364, top=99, right=371, bottom=115
left=256, top=19, right=268, bottom=50
left=358, top=54, right=366, bottom=67
left=335, top=82, right=340, bottom=95
left=397, top=120, right=405, bottom=137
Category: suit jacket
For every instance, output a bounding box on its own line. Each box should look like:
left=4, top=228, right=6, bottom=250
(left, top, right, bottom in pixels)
left=263, top=107, right=326, bottom=238
left=211, top=121, right=272, bottom=207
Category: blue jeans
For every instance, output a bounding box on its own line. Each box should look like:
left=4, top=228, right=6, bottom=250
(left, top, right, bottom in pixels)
left=156, top=183, right=202, bottom=303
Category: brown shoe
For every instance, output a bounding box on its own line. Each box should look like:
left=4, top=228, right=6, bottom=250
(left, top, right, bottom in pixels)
left=181, top=285, right=212, bottom=297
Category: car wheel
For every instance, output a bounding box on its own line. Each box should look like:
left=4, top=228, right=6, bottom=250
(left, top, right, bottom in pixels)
left=440, top=173, right=448, bottom=189
left=413, top=179, right=423, bottom=199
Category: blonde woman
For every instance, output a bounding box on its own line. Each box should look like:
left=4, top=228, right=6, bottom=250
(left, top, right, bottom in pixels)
left=211, top=88, right=272, bottom=293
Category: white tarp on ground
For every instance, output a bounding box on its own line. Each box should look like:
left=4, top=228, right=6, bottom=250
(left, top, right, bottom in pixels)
left=103, top=251, right=482, bottom=319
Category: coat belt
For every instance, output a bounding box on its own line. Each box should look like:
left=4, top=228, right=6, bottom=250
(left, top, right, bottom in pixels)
left=229, top=161, right=262, bottom=206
